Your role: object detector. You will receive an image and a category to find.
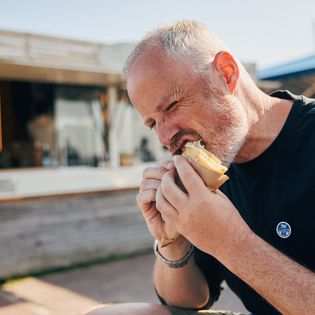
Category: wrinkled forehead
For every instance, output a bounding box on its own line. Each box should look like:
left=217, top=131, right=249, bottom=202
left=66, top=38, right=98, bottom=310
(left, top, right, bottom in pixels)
left=126, top=46, right=197, bottom=115
left=127, top=46, right=176, bottom=93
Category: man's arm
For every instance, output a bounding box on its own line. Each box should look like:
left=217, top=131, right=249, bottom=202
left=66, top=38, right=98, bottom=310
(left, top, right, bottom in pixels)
left=217, top=229, right=315, bottom=315
left=159, top=155, right=315, bottom=315
left=153, top=237, right=210, bottom=309
left=137, top=162, right=219, bottom=309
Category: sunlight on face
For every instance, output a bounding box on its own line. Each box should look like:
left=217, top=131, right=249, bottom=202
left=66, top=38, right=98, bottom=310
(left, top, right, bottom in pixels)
left=126, top=47, right=249, bottom=166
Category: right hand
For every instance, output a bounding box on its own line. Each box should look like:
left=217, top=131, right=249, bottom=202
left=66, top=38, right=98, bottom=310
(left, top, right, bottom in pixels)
left=137, top=161, right=191, bottom=259
left=137, top=161, right=175, bottom=240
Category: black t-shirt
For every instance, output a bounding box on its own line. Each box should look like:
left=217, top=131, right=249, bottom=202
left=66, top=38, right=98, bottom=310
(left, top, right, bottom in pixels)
left=194, top=90, right=315, bottom=314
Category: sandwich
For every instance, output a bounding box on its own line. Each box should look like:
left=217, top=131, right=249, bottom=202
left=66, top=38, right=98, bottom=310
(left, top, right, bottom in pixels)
left=160, top=140, right=229, bottom=247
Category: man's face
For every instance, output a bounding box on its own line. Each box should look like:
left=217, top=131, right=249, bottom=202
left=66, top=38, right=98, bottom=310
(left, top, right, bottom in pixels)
left=127, top=47, right=248, bottom=166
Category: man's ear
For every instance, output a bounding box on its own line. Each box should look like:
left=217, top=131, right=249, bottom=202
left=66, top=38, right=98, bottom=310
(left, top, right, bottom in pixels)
left=213, top=51, right=239, bottom=93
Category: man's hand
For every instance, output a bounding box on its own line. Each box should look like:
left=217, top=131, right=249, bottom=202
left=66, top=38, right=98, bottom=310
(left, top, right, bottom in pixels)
left=157, top=155, right=251, bottom=257
left=158, top=155, right=315, bottom=314
left=138, top=162, right=210, bottom=309
left=137, top=160, right=192, bottom=260
left=137, top=160, right=179, bottom=241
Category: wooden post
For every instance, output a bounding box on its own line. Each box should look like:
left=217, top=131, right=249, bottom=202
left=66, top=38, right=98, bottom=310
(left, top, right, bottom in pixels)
left=0, top=91, right=2, bottom=152
left=108, top=85, right=119, bottom=168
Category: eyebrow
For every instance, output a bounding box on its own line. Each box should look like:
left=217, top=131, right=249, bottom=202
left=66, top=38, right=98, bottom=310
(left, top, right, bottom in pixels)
left=144, top=92, right=176, bottom=127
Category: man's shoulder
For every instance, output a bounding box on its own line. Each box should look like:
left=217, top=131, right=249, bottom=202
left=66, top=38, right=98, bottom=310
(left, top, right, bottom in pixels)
left=270, top=90, right=315, bottom=108
left=301, top=94, right=315, bottom=110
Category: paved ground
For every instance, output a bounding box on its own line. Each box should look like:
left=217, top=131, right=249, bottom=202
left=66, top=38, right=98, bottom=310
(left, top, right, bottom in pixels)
left=41, top=252, right=249, bottom=313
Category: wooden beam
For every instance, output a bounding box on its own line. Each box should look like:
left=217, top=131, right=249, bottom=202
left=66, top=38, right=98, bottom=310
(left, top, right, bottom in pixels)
left=0, top=63, right=121, bottom=86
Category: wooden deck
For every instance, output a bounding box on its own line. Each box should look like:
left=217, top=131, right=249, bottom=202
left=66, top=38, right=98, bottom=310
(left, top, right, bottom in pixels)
left=0, top=277, right=100, bottom=315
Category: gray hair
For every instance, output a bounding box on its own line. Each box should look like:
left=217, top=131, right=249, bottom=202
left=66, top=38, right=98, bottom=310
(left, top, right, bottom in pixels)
left=122, top=20, right=228, bottom=79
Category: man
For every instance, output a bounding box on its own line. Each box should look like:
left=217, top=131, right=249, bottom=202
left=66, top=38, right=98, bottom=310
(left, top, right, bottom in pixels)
left=87, top=20, right=315, bottom=315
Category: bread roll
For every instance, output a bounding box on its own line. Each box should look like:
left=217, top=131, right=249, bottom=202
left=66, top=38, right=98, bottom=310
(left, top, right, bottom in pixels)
left=160, top=141, right=229, bottom=247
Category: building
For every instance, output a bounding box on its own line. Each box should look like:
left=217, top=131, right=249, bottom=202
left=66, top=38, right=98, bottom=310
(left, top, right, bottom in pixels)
left=0, top=31, right=157, bottom=274
left=0, top=31, right=283, bottom=277
left=0, top=29, right=163, bottom=172
left=258, top=54, right=315, bottom=97
left=0, top=29, right=279, bottom=199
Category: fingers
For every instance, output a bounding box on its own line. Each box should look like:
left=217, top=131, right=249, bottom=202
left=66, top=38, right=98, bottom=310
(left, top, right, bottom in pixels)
left=142, top=166, right=168, bottom=181
left=160, top=170, right=188, bottom=209
left=140, top=178, right=160, bottom=192
left=156, top=185, right=179, bottom=223
left=136, top=189, right=156, bottom=212
left=159, top=160, right=176, bottom=171
left=139, top=165, right=169, bottom=211
left=173, top=155, right=207, bottom=195
left=141, top=161, right=175, bottom=185
left=139, top=164, right=172, bottom=217
left=136, top=188, right=166, bottom=240
left=138, top=162, right=178, bottom=224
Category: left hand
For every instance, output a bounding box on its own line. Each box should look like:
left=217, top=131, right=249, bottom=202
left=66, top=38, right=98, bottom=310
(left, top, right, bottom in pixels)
left=156, top=155, right=251, bottom=258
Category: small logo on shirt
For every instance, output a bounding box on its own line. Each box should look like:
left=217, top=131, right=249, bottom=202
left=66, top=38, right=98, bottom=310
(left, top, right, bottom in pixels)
left=276, top=221, right=291, bottom=239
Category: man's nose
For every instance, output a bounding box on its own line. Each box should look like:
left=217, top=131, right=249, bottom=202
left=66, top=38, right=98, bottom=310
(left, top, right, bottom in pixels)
left=155, top=121, right=179, bottom=148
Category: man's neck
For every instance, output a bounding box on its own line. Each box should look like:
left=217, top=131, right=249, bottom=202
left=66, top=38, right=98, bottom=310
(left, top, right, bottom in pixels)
left=234, top=92, right=293, bottom=164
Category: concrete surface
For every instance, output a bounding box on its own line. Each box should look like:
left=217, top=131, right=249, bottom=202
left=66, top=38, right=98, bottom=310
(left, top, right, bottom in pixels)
left=42, top=252, right=249, bottom=313
left=0, top=164, right=153, bottom=200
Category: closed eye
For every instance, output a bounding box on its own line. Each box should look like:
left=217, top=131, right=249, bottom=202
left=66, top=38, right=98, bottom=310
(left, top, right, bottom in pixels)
left=165, top=101, right=178, bottom=112
left=146, top=101, right=178, bottom=129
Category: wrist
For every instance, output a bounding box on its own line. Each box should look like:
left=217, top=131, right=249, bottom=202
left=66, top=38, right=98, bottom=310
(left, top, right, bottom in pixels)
left=158, top=236, right=191, bottom=261
left=154, top=240, right=194, bottom=268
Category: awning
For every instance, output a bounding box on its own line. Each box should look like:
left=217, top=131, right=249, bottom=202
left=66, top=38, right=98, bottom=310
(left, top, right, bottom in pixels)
left=257, top=54, right=315, bottom=97
left=0, top=29, right=127, bottom=86
left=258, top=54, right=315, bottom=80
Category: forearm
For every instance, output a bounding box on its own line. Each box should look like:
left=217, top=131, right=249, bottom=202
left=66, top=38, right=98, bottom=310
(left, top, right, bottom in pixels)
left=153, top=240, right=209, bottom=309
left=217, top=229, right=315, bottom=315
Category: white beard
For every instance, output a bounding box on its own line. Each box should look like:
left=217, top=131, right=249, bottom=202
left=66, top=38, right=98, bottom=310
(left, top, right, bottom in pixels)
left=203, top=94, right=249, bottom=167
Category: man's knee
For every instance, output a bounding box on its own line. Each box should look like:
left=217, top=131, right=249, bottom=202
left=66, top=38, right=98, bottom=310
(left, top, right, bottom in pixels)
left=85, top=303, right=172, bottom=315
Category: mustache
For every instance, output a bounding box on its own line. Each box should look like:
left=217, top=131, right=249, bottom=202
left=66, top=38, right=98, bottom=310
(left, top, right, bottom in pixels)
left=170, top=129, right=201, bottom=153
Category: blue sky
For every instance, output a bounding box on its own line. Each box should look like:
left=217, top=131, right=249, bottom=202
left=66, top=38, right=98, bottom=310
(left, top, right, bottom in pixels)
left=0, top=0, right=315, bottom=69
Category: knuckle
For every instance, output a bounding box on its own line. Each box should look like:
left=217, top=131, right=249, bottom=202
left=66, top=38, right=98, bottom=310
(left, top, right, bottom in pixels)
left=161, top=160, right=173, bottom=169
left=141, top=179, right=159, bottom=192
left=155, top=189, right=162, bottom=209
left=155, top=202, right=161, bottom=211
left=142, top=166, right=166, bottom=180
left=155, top=198, right=162, bottom=211
left=139, top=180, right=147, bottom=192
left=161, top=178, right=171, bottom=196
left=142, top=167, right=152, bottom=179
left=180, top=169, right=191, bottom=181
left=156, top=167, right=167, bottom=180
left=136, top=192, right=143, bottom=207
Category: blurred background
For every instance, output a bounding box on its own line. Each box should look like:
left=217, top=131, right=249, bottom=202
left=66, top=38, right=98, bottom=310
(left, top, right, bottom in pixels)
left=0, top=1, right=314, bottom=314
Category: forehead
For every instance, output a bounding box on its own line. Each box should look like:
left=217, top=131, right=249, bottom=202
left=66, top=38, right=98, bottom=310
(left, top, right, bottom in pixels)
left=126, top=46, right=197, bottom=116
